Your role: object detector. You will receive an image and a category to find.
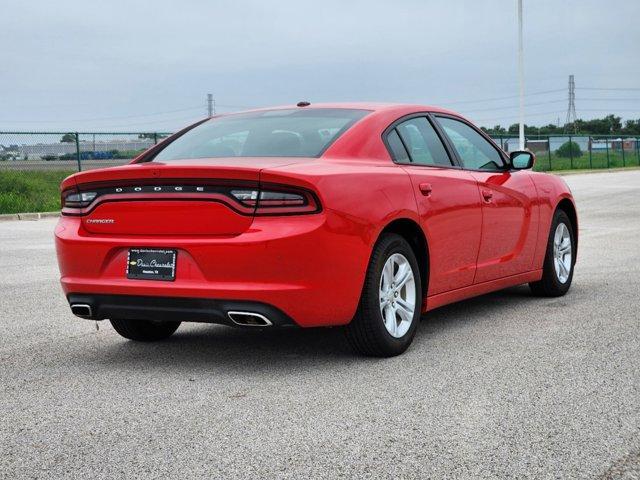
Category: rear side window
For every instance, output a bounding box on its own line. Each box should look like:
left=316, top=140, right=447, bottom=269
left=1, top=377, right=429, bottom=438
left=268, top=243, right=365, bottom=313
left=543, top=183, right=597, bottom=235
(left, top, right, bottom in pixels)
left=388, top=117, right=452, bottom=166
left=436, top=116, right=505, bottom=171
left=154, top=108, right=369, bottom=160
left=386, top=129, right=410, bottom=162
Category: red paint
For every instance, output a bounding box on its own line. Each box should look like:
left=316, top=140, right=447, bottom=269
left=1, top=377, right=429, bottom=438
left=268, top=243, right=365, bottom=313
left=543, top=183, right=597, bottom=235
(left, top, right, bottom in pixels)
left=55, top=103, right=577, bottom=327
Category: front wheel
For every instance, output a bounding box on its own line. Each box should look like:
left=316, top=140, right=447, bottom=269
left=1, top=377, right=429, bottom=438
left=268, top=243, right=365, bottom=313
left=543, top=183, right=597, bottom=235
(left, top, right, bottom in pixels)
left=529, top=209, right=575, bottom=297
left=345, top=233, right=423, bottom=357
left=110, top=319, right=181, bottom=341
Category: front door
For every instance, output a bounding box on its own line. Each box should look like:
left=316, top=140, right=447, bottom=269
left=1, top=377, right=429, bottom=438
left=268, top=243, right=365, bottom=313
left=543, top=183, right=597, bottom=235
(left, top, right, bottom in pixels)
left=434, top=115, right=538, bottom=283
left=469, top=170, right=537, bottom=282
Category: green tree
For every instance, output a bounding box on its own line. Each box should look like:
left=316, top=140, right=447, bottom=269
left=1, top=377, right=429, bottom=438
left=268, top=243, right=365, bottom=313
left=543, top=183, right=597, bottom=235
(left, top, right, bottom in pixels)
left=556, top=141, right=582, bottom=158
left=622, top=119, right=640, bottom=136
left=60, top=133, right=76, bottom=143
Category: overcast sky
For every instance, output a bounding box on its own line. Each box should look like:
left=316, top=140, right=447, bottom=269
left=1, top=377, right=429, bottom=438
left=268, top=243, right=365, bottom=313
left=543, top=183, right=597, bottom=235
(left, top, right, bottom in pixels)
left=1, top=0, right=638, bottom=131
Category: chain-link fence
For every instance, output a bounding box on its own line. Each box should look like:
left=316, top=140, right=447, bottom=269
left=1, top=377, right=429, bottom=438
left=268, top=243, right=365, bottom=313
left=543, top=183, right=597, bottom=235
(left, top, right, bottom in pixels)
left=491, top=134, right=640, bottom=171
left=0, top=131, right=170, bottom=214
left=1, top=130, right=638, bottom=174
left=0, top=131, right=171, bottom=172
left=0, top=130, right=638, bottom=214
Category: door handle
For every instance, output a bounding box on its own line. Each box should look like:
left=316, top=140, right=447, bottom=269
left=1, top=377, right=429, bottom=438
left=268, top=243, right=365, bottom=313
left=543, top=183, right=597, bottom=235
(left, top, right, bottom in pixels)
left=419, top=183, right=433, bottom=196
left=481, top=189, right=493, bottom=202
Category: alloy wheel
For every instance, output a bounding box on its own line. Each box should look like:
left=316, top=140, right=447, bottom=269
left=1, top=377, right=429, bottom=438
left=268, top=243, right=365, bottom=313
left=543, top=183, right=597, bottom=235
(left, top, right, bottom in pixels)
left=379, top=253, right=416, bottom=338
left=553, top=222, right=572, bottom=284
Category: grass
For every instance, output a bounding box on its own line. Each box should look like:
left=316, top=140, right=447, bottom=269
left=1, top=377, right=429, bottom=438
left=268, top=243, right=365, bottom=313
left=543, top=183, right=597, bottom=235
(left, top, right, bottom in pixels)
left=0, top=170, right=74, bottom=214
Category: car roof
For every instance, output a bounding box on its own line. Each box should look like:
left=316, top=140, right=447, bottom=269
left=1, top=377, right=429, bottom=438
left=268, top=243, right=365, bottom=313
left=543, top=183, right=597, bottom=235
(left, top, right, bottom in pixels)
left=224, top=102, right=461, bottom=117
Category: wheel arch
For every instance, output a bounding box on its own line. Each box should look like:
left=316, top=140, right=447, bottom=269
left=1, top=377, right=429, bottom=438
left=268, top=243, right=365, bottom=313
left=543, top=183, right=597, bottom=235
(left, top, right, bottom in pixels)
left=378, top=218, right=430, bottom=297
left=556, top=197, right=578, bottom=256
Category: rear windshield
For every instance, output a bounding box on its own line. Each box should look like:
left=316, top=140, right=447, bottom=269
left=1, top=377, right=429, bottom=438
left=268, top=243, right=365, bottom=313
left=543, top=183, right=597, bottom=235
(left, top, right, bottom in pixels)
left=153, top=108, right=369, bottom=160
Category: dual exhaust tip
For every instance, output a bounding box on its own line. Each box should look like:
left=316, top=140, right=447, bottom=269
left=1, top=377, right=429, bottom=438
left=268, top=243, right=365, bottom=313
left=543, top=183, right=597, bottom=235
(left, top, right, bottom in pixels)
left=70, top=303, right=272, bottom=327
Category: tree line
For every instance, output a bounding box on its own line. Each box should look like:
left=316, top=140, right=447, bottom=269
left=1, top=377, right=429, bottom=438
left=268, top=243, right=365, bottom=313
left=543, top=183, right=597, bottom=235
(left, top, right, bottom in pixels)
left=481, top=115, right=640, bottom=136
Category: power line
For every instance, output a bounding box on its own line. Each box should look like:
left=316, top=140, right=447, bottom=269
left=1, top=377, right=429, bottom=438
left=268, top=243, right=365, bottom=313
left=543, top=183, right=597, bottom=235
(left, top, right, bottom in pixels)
left=472, top=110, right=564, bottom=123
left=578, top=97, right=640, bottom=102
left=460, top=99, right=565, bottom=114
left=439, top=88, right=565, bottom=106
left=0, top=102, right=255, bottom=125
left=0, top=106, right=204, bottom=124
left=69, top=114, right=207, bottom=130
left=577, top=87, right=640, bottom=91
left=575, top=108, right=640, bottom=112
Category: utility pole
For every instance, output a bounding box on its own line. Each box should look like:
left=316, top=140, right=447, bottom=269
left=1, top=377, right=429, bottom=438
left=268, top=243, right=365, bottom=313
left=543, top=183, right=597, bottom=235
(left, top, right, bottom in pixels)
left=517, top=0, right=525, bottom=150
left=564, top=75, right=577, bottom=133
left=207, top=93, right=214, bottom=117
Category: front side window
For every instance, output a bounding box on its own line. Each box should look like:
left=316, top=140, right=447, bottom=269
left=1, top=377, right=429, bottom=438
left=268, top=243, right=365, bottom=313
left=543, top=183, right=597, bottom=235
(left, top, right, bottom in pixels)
left=436, top=116, right=505, bottom=171
left=391, top=117, right=452, bottom=166
left=153, top=108, right=369, bottom=160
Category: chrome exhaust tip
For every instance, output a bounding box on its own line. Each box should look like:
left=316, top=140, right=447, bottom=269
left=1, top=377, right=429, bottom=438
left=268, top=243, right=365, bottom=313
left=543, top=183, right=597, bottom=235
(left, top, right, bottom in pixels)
left=70, top=303, right=93, bottom=318
left=227, top=311, right=272, bottom=327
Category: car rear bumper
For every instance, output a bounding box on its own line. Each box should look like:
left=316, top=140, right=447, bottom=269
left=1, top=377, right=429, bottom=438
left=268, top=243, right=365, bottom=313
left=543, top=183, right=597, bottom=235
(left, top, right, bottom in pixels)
left=55, top=213, right=372, bottom=327
left=67, top=293, right=297, bottom=327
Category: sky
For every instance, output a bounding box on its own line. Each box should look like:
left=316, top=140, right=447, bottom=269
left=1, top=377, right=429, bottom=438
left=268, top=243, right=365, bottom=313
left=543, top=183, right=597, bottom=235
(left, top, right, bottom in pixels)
left=1, top=0, right=639, bottom=132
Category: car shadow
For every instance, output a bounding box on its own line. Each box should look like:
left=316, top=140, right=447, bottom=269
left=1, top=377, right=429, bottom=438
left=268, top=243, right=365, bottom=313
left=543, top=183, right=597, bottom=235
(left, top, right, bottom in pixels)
left=75, top=285, right=540, bottom=373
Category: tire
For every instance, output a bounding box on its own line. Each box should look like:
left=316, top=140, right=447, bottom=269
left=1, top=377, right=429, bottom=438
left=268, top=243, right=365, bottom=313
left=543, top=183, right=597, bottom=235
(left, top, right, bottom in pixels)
left=110, top=319, right=181, bottom=341
left=529, top=209, right=575, bottom=297
left=345, top=233, right=423, bottom=357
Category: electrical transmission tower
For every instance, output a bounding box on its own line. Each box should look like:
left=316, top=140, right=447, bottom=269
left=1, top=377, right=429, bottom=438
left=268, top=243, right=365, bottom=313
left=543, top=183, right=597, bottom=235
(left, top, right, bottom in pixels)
left=564, top=75, right=577, bottom=133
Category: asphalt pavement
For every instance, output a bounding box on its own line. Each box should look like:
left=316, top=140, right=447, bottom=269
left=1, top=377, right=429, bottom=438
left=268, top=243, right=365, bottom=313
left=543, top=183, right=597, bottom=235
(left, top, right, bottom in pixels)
left=1, top=170, right=639, bottom=479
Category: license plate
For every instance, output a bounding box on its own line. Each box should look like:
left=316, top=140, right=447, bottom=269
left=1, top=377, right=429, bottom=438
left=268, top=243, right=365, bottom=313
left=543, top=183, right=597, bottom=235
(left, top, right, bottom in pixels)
left=127, top=248, right=177, bottom=281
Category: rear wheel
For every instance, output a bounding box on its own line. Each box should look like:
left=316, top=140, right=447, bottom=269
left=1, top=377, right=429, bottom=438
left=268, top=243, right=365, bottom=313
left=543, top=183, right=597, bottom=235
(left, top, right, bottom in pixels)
left=529, top=209, right=575, bottom=297
left=110, top=319, right=181, bottom=341
left=345, top=233, right=422, bottom=357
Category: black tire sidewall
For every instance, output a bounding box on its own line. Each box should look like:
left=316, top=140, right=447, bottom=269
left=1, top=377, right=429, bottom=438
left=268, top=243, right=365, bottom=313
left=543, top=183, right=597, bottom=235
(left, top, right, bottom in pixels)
left=364, top=234, right=422, bottom=353
left=544, top=210, right=575, bottom=294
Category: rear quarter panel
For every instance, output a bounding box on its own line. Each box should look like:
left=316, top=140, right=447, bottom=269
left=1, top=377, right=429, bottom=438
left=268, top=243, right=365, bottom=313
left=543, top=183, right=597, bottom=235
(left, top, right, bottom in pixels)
left=260, top=159, right=419, bottom=322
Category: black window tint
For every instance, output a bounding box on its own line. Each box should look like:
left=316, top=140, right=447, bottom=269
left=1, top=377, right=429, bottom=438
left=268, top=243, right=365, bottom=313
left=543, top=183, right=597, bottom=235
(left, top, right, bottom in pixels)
left=386, top=129, right=410, bottom=162
left=153, top=108, right=369, bottom=160
left=436, top=117, right=505, bottom=171
left=395, top=117, right=451, bottom=166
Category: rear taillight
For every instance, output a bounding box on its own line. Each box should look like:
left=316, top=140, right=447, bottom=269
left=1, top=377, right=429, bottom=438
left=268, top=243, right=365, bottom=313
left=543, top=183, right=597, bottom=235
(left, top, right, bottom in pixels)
left=62, top=191, right=97, bottom=208
left=61, top=183, right=320, bottom=216
left=230, top=187, right=319, bottom=215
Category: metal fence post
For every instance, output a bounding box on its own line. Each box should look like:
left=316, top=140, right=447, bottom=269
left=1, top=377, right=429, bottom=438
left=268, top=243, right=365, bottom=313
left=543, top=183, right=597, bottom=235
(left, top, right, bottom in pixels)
left=569, top=135, right=573, bottom=169
left=547, top=135, right=552, bottom=170
left=154, top=133, right=158, bottom=145
left=605, top=138, right=610, bottom=168
left=75, top=132, right=82, bottom=172
left=636, top=139, right=640, bottom=166
left=588, top=137, right=592, bottom=169
left=621, top=138, right=626, bottom=167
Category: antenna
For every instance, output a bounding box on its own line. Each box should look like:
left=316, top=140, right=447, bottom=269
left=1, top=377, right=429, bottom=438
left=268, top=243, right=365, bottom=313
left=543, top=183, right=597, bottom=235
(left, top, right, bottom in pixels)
left=564, top=75, right=577, bottom=133
left=207, top=94, right=214, bottom=118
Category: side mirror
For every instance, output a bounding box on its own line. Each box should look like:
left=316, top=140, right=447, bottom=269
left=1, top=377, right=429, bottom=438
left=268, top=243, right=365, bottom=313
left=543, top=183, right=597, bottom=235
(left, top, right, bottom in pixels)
left=509, top=150, right=535, bottom=170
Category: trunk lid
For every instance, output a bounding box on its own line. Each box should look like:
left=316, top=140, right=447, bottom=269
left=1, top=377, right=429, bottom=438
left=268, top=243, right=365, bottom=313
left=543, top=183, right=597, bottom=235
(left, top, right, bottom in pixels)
left=67, top=157, right=311, bottom=236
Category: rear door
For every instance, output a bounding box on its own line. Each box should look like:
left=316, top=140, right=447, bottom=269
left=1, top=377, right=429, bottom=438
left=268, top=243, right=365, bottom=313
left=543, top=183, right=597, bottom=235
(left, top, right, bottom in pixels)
left=385, top=115, right=482, bottom=295
left=434, top=115, right=538, bottom=283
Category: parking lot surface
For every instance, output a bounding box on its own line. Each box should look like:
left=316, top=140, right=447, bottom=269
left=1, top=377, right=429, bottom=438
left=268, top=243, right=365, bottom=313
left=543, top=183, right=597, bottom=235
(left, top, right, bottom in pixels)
left=1, top=170, right=639, bottom=479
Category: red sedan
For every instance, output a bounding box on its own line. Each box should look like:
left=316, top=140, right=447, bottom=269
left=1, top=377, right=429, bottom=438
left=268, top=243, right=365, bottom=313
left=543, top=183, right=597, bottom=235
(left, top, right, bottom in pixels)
left=55, top=103, right=577, bottom=356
